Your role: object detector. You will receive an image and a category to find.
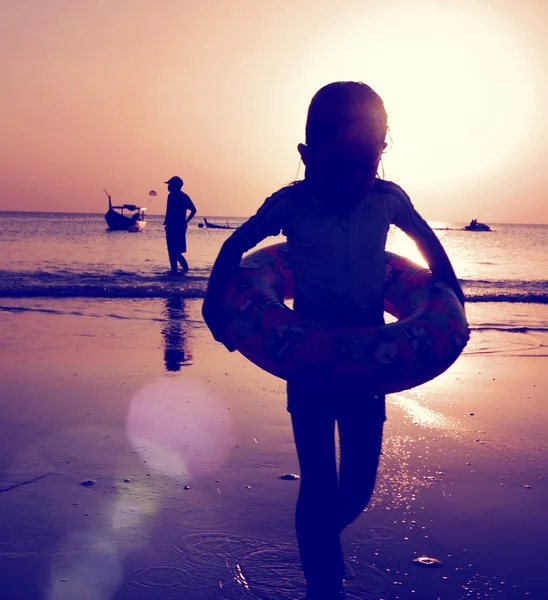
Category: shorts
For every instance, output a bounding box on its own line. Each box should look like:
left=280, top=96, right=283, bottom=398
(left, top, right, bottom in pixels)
left=166, top=228, right=187, bottom=254
left=287, top=376, right=386, bottom=422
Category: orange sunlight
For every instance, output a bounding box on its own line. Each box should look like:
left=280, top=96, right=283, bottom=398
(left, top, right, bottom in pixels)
left=294, top=3, right=537, bottom=197
left=0, top=0, right=546, bottom=221
left=373, top=5, right=536, bottom=191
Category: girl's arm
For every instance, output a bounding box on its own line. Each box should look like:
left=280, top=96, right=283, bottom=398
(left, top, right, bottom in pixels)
left=392, top=191, right=465, bottom=306
left=202, top=190, right=289, bottom=348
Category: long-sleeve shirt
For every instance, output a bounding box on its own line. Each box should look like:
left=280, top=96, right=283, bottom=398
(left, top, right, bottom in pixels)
left=222, top=178, right=463, bottom=325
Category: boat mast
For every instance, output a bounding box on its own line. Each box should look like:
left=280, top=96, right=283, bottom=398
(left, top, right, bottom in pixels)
left=103, top=188, right=112, bottom=210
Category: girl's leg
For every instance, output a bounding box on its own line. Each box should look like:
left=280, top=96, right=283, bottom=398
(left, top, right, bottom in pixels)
left=336, top=395, right=385, bottom=532
left=290, top=395, right=345, bottom=597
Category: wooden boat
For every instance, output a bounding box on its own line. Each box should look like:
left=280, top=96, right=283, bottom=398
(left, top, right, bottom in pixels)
left=464, top=219, right=491, bottom=232
left=104, top=189, right=147, bottom=231
left=202, top=217, right=236, bottom=230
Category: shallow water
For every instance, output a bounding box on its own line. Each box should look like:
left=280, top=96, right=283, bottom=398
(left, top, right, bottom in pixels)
left=1, top=211, right=548, bottom=357
left=1, top=212, right=547, bottom=305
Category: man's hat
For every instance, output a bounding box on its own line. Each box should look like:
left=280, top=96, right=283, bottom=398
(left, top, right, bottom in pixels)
left=165, top=176, right=183, bottom=187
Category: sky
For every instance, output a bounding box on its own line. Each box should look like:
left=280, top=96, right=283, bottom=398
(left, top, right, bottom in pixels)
left=1, top=0, right=547, bottom=222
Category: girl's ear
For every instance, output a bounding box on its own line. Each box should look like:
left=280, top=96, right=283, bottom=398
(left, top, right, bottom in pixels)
left=297, top=143, right=311, bottom=167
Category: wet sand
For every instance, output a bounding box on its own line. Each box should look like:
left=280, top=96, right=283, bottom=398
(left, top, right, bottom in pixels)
left=0, top=298, right=546, bottom=600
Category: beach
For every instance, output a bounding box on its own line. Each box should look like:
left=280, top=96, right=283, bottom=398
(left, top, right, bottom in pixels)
left=2, top=0, right=548, bottom=596
left=1, top=213, right=547, bottom=599
left=1, top=294, right=546, bottom=600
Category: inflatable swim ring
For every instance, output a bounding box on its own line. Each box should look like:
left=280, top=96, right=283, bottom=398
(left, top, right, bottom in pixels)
left=223, top=243, right=469, bottom=393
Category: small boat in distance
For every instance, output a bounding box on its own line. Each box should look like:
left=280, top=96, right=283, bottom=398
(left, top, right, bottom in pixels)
left=199, top=217, right=236, bottom=230
left=464, top=219, right=491, bottom=232
left=104, top=189, right=147, bottom=231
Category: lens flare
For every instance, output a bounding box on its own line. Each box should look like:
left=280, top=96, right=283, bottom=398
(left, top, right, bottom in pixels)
left=48, top=533, right=122, bottom=600
left=111, top=480, right=158, bottom=533
left=126, top=378, right=234, bottom=481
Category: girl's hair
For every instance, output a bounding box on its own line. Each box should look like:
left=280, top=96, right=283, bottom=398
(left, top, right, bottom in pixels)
left=305, top=81, right=388, bottom=149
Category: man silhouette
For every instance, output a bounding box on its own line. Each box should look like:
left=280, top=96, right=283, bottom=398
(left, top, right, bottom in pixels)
left=163, top=176, right=197, bottom=274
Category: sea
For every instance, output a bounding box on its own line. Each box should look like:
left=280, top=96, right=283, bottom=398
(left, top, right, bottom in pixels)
left=1, top=211, right=547, bottom=357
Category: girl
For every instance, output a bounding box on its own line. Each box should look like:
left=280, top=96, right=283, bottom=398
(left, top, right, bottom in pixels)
left=202, top=81, right=464, bottom=599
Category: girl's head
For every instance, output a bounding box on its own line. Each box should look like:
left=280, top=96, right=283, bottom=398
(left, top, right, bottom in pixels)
left=298, top=81, right=388, bottom=206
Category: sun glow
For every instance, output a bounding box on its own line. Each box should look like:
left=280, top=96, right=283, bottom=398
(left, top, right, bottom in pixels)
left=374, top=6, right=536, bottom=189
left=302, top=3, right=537, bottom=195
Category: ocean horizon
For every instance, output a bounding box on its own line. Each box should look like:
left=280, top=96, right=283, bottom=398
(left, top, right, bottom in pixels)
left=1, top=209, right=547, bottom=227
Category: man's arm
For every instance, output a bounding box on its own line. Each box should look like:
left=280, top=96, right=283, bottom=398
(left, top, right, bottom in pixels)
left=163, top=194, right=171, bottom=226
left=392, top=190, right=465, bottom=306
left=185, top=195, right=197, bottom=224
left=202, top=190, right=289, bottom=348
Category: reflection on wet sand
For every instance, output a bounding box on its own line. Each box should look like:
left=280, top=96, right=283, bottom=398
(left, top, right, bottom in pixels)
left=162, top=297, right=191, bottom=371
